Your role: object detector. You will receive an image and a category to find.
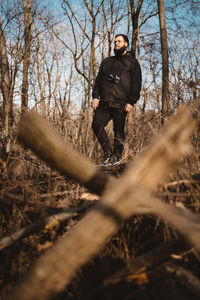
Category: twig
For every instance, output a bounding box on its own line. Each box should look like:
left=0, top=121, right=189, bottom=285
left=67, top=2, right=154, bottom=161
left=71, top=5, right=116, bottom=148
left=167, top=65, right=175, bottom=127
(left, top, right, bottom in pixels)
left=162, top=179, right=200, bottom=187
left=165, top=263, right=200, bottom=297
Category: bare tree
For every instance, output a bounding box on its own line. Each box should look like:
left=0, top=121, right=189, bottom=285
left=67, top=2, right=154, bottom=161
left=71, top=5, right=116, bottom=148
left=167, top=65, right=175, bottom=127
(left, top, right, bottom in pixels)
left=21, top=0, right=34, bottom=111
left=129, top=0, right=143, bottom=57
left=157, top=0, right=169, bottom=122
left=101, top=0, right=128, bottom=57
left=0, top=20, right=12, bottom=135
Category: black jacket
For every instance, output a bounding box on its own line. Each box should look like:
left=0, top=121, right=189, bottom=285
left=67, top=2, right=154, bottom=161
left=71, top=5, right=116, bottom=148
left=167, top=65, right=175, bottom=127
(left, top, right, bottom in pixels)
left=92, top=51, right=142, bottom=106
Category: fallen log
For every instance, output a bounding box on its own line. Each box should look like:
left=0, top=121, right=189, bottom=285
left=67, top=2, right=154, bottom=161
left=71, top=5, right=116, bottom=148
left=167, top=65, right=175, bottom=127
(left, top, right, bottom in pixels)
left=17, top=110, right=110, bottom=195
left=7, top=108, right=197, bottom=300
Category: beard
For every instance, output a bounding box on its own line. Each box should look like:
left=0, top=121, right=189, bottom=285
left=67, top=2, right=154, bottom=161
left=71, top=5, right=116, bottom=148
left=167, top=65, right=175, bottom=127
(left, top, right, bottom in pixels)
left=114, top=45, right=127, bottom=56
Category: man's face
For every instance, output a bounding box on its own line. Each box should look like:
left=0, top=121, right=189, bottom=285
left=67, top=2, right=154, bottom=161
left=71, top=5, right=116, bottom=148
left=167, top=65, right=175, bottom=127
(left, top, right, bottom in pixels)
left=114, top=36, right=128, bottom=55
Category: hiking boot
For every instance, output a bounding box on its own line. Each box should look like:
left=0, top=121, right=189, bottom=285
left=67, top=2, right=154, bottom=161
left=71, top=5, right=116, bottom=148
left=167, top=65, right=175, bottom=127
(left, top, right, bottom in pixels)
left=100, top=155, right=112, bottom=167
left=111, top=156, right=120, bottom=166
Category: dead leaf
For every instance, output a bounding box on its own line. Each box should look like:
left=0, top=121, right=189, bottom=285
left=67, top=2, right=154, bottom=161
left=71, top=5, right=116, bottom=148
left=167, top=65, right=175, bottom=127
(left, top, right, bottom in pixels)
left=126, top=272, right=149, bottom=284
left=37, top=241, right=53, bottom=252
left=170, top=254, right=183, bottom=260
left=79, top=192, right=100, bottom=201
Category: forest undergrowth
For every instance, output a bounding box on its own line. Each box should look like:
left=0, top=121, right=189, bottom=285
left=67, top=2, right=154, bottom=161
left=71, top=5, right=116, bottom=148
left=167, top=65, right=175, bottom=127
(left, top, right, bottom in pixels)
left=0, top=101, right=200, bottom=300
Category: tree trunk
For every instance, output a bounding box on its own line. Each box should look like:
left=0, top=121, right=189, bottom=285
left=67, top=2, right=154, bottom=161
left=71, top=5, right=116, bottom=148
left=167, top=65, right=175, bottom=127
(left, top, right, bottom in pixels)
left=21, top=0, right=33, bottom=112
left=0, top=21, right=12, bottom=136
left=157, top=0, right=169, bottom=123
left=130, top=0, right=143, bottom=57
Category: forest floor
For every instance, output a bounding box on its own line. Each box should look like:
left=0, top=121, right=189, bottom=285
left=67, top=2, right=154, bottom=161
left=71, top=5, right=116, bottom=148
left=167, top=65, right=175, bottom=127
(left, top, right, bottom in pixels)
left=0, top=138, right=200, bottom=300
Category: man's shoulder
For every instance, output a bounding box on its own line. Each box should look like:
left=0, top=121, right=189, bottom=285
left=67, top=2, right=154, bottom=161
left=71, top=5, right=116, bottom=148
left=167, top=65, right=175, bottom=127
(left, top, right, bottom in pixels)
left=102, top=56, right=115, bottom=62
left=100, top=56, right=115, bottom=67
left=125, top=52, right=140, bottom=67
left=125, top=51, right=136, bottom=60
left=126, top=51, right=134, bottom=56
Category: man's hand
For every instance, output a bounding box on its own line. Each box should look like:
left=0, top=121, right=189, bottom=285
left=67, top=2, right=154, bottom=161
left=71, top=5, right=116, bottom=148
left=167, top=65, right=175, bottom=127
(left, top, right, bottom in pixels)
left=125, top=103, right=134, bottom=113
left=92, top=98, right=99, bottom=110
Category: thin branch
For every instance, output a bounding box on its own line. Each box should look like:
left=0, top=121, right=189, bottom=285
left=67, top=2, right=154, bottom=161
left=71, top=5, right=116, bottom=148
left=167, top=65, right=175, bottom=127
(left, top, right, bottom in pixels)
left=0, top=201, right=96, bottom=251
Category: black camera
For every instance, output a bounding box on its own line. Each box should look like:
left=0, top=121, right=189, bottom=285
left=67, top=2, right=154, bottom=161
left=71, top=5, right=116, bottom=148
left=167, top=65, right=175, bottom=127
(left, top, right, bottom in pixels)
left=108, top=74, right=120, bottom=84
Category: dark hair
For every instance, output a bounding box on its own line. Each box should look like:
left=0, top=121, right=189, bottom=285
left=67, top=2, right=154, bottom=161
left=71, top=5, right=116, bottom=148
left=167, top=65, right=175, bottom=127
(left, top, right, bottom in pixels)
left=115, top=34, right=129, bottom=46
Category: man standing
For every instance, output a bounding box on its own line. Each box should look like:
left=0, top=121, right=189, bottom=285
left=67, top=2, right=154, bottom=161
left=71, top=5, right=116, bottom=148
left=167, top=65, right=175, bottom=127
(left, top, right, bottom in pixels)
left=92, top=34, right=142, bottom=166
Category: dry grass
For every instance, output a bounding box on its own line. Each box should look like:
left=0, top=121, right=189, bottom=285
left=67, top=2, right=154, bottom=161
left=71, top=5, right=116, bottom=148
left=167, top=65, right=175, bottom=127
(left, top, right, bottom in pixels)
left=0, top=100, right=200, bottom=299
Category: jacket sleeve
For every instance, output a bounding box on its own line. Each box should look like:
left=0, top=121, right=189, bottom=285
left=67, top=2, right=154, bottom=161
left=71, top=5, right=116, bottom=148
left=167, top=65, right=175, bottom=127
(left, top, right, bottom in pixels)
left=92, top=62, right=104, bottom=99
left=128, top=58, right=142, bottom=106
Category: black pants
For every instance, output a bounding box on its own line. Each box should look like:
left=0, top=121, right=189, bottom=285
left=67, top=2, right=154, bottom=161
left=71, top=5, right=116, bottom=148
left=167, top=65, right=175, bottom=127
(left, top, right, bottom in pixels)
left=92, top=102, right=127, bottom=158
